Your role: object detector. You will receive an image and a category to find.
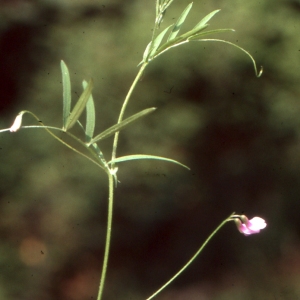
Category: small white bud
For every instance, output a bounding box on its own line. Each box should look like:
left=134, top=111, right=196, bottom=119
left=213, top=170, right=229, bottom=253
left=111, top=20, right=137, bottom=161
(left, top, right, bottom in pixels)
left=10, top=112, right=24, bottom=132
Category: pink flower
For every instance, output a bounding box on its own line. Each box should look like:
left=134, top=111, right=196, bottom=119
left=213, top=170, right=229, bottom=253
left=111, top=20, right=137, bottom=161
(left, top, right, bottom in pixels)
left=9, top=112, right=24, bottom=132
left=234, top=215, right=267, bottom=236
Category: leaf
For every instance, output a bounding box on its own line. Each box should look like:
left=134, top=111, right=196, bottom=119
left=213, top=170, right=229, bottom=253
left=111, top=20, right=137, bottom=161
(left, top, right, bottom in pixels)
left=64, top=79, right=94, bottom=131
left=82, top=80, right=95, bottom=143
left=192, top=9, right=220, bottom=32
left=88, top=107, right=156, bottom=145
left=149, top=28, right=231, bottom=63
left=148, top=24, right=174, bottom=61
left=153, top=10, right=223, bottom=60
left=180, top=9, right=220, bottom=40
left=138, top=41, right=152, bottom=66
left=108, top=154, right=190, bottom=170
left=167, top=2, right=193, bottom=42
left=61, top=60, right=71, bottom=130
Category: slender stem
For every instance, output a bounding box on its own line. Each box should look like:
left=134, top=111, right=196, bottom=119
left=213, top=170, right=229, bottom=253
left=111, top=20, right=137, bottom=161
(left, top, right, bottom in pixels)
left=111, top=62, right=148, bottom=166
left=146, top=212, right=235, bottom=300
left=97, top=171, right=115, bottom=300
left=110, top=2, right=167, bottom=166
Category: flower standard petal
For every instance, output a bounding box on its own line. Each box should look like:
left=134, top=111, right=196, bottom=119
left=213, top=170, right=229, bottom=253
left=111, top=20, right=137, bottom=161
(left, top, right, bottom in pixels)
left=247, top=217, right=267, bottom=233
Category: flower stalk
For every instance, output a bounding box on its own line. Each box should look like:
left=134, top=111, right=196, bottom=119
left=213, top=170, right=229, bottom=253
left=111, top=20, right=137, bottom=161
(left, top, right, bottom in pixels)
left=146, top=212, right=267, bottom=299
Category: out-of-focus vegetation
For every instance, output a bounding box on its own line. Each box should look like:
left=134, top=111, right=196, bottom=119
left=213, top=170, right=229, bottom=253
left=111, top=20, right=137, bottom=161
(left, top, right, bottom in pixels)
left=1, top=0, right=300, bottom=299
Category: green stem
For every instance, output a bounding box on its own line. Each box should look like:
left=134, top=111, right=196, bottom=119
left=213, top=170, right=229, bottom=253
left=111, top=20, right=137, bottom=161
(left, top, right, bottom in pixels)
left=98, top=62, right=150, bottom=299
left=97, top=171, right=115, bottom=300
left=111, top=62, right=148, bottom=167
left=146, top=212, right=235, bottom=300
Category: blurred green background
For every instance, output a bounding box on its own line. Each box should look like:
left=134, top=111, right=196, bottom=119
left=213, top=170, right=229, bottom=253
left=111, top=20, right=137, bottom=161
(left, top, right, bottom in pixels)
left=0, top=0, right=300, bottom=299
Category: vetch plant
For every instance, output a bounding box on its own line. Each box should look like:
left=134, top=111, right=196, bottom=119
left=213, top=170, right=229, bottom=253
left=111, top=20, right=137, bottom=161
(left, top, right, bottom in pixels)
left=0, top=1, right=265, bottom=299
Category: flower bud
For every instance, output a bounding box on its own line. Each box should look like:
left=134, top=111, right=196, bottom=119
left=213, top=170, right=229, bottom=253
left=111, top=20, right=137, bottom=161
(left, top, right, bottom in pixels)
left=10, top=112, right=24, bottom=132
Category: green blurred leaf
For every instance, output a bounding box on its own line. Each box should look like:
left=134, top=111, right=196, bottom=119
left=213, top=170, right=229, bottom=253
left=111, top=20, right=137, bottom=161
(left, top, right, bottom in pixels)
left=151, top=9, right=226, bottom=60
left=180, top=9, right=220, bottom=40
left=148, top=24, right=174, bottom=61
left=64, top=79, right=94, bottom=131
left=88, top=107, right=156, bottom=145
left=138, top=41, right=152, bottom=66
left=60, top=60, right=71, bottom=131
left=192, top=9, right=220, bottom=32
left=82, top=80, right=95, bottom=143
left=108, top=154, right=190, bottom=170
left=167, top=2, right=193, bottom=42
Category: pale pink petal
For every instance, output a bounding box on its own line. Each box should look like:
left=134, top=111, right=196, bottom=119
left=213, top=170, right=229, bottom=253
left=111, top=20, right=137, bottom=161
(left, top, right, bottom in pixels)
left=235, top=219, right=253, bottom=235
left=234, top=215, right=267, bottom=236
left=238, top=223, right=253, bottom=235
